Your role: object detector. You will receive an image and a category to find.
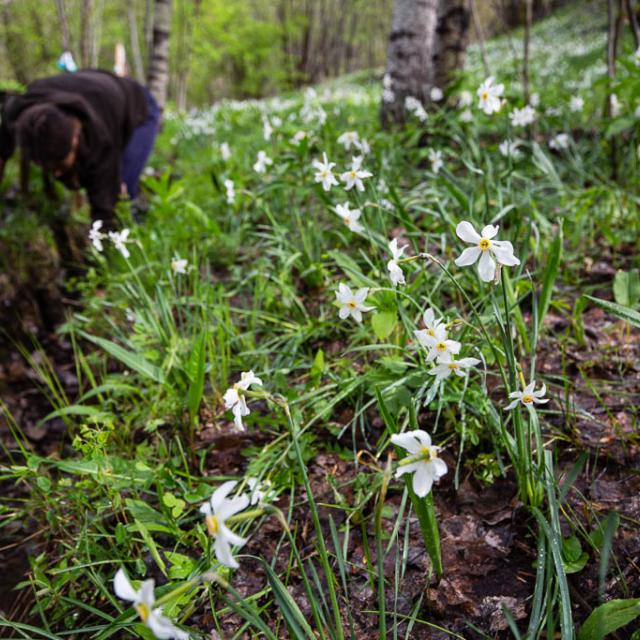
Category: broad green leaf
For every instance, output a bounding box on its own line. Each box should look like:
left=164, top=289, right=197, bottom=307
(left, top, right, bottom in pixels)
left=613, top=269, right=640, bottom=308
left=577, top=598, right=640, bottom=640
left=80, top=332, right=166, bottom=384
left=371, top=310, right=397, bottom=340
left=187, top=330, right=207, bottom=426
left=584, top=295, right=640, bottom=327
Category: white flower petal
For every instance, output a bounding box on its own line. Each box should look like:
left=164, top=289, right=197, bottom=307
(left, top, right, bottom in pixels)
left=412, top=465, right=435, bottom=498
left=477, top=250, right=496, bottom=282
left=455, top=246, right=481, bottom=267
left=390, top=432, right=423, bottom=455
left=113, top=569, right=138, bottom=602
left=456, top=221, right=481, bottom=244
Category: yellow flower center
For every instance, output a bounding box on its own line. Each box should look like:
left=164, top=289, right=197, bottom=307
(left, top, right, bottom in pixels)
left=420, top=446, right=433, bottom=461
left=521, top=394, right=534, bottom=404
left=205, top=514, right=220, bottom=537
left=349, top=170, right=358, bottom=179
left=347, top=301, right=357, bottom=309
left=448, top=362, right=460, bottom=370
left=427, top=328, right=435, bottom=337
left=479, top=237, right=491, bottom=251
left=135, top=603, right=150, bottom=623
left=481, top=90, right=489, bottom=101
left=436, top=341, right=447, bottom=352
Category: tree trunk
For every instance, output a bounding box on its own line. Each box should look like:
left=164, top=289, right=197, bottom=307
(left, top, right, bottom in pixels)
left=522, top=0, right=533, bottom=103
left=381, top=0, right=469, bottom=126
left=55, top=0, right=71, bottom=53
left=147, top=0, right=172, bottom=108
left=91, top=0, right=105, bottom=67
left=80, top=0, right=93, bottom=68
left=128, top=2, right=146, bottom=83
left=380, top=0, right=439, bottom=126
left=432, top=0, right=470, bottom=93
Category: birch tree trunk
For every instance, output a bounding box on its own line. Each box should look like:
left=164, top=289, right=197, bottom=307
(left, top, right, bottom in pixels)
left=147, top=0, right=171, bottom=108
left=128, top=2, right=146, bottom=83
left=381, top=0, right=439, bottom=126
left=381, top=0, right=470, bottom=127
left=432, top=0, right=470, bottom=92
left=55, top=0, right=71, bottom=53
left=79, top=0, right=93, bottom=68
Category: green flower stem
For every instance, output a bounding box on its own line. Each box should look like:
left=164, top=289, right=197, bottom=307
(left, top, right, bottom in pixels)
left=421, top=253, right=508, bottom=388
left=226, top=508, right=265, bottom=525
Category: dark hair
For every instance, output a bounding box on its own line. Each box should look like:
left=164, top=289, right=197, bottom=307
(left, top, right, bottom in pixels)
left=16, top=104, right=76, bottom=167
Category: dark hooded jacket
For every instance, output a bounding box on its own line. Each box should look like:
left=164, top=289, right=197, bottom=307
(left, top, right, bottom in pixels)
left=0, top=70, right=148, bottom=222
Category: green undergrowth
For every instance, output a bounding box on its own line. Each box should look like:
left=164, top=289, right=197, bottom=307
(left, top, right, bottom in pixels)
left=1, top=2, right=640, bottom=638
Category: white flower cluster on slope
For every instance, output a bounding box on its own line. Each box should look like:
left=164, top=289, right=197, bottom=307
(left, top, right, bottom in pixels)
left=89, top=222, right=132, bottom=259
left=223, top=371, right=263, bottom=430
left=414, top=308, right=480, bottom=381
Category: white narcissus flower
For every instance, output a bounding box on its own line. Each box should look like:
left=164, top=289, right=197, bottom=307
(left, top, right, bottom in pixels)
left=245, top=477, right=274, bottom=505
left=355, top=138, right=371, bottom=155
left=109, top=229, right=131, bottom=259
left=477, top=77, right=504, bottom=115
left=171, top=256, right=188, bottom=274
left=499, top=139, right=523, bottom=159
left=459, top=90, right=473, bottom=108
left=430, top=86, right=444, bottom=102
left=200, top=481, right=249, bottom=569
left=428, top=149, right=443, bottom=174
left=337, top=131, right=360, bottom=150
left=262, top=118, right=273, bottom=141
left=387, top=238, right=407, bottom=287
left=290, top=130, right=307, bottom=146
left=509, top=105, right=536, bottom=127
left=428, top=356, right=481, bottom=381
left=223, top=371, right=263, bottom=431
left=113, top=569, right=188, bottom=640
left=459, top=109, right=473, bottom=123
left=569, top=95, right=584, bottom=112
left=505, top=381, right=549, bottom=410
left=340, top=156, right=373, bottom=192
left=413, top=307, right=444, bottom=346
left=335, top=283, right=374, bottom=323
left=334, top=202, right=365, bottom=233
left=405, top=96, right=428, bottom=122
left=220, top=142, right=231, bottom=160
left=253, top=150, right=273, bottom=173
left=549, top=133, right=570, bottom=150
left=529, top=92, right=540, bottom=107
left=312, top=152, right=339, bottom=191
left=391, top=430, right=447, bottom=498
left=454, top=221, right=520, bottom=283
left=416, top=323, right=461, bottom=362
left=89, top=220, right=104, bottom=252
left=224, top=179, right=235, bottom=204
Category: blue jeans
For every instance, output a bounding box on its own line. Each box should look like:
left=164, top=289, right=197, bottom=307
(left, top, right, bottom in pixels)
left=121, top=87, right=160, bottom=199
